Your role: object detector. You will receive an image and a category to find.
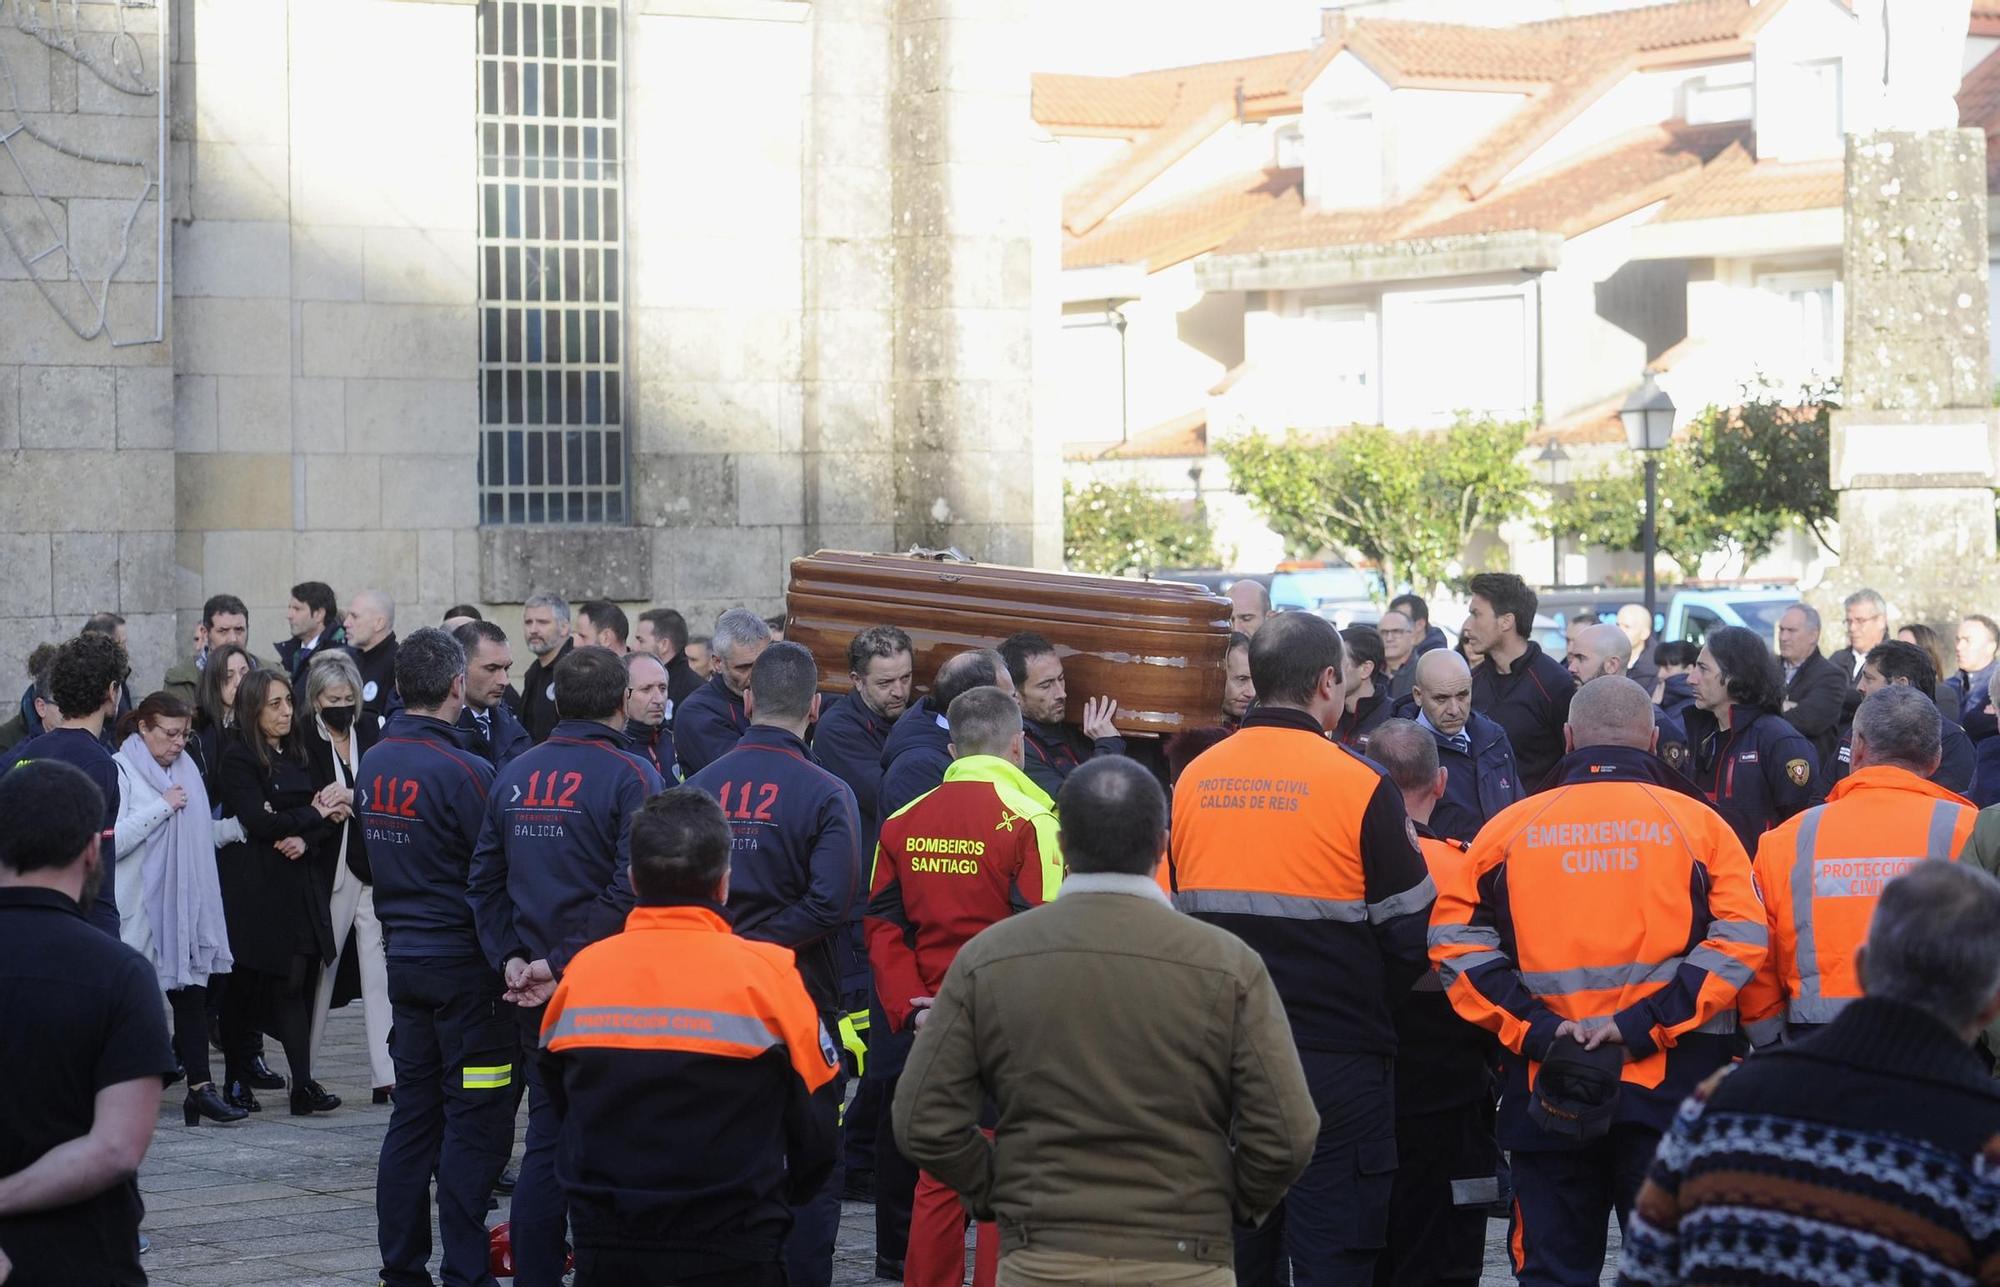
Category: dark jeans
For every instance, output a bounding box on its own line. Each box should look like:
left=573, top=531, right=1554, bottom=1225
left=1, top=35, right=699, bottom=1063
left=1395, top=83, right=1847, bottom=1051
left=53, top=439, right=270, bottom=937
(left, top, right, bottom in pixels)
left=1237, top=1050, right=1397, bottom=1287
left=168, top=985, right=214, bottom=1087
left=1507, top=1124, right=1660, bottom=1287
left=377, top=958, right=516, bottom=1287
left=572, top=1246, right=786, bottom=1286
left=510, top=1002, right=566, bottom=1287
left=221, top=958, right=318, bottom=1090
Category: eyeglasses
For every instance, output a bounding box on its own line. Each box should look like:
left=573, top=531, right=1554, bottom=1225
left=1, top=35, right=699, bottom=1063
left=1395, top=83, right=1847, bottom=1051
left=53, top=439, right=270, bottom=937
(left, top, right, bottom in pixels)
left=154, top=727, right=189, bottom=742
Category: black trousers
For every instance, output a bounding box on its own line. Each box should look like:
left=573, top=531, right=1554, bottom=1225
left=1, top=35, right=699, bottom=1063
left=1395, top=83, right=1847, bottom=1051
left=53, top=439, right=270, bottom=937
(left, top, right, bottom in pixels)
left=871, top=1074, right=918, bottom=1266
left=168, top=985, right=215, bottom=1087
left=1508, top=1124, right=1660, bottom=1287
left=1237, top=1051, right=1397, bottom=1287
left=1375, top=1100, right=1498, bottom=1287
left=572, top=1247, right=785, bottom=1287
left=221, top=957, right=318, bottom=1090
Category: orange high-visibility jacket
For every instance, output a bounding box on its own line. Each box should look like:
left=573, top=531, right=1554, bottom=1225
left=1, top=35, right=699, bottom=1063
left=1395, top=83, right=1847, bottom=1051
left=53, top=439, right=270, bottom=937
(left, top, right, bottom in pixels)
left=1739, top=765, right=1975, bottom=1047
left=1429, top=746, right=1766, bottom=1120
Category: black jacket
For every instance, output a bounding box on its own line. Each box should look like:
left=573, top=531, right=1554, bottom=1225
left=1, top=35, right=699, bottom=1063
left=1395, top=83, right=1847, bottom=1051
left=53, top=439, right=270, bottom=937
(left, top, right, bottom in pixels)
left=1783, top=650, right=1847, bottom=775
left=880, top=698, right=953, bottom=820
left=1471, top=641, right=1576, bottom=791
left=674, top=674, right=749, bottom=776
left=1387, top=703, right=1523, bottom=844
left=518, top=638, right=574, bottom=744
left=624, top=718, right=675, bottom=784
left=351, top=634, right=400, bottom=733
left=275, top=628, right=346, bottom=710
left=812, top=689, right=895, bottom=855
left=1335, top=685, right=1395, bottom=751
left=214, top=737, right=338, bottom=974
left=1684, top=703, right=1819, bottom=854
left=456, top=700, right=533, bottom=772
left=1825, top=705, right=1977, bottom=797
left=1020, top=717, right=1124, bottom=801
left=665, top=653, right=703, bottom=715
left=304, top=716, right=381, bottom=884
left=358, top=714, right=495, bottom=962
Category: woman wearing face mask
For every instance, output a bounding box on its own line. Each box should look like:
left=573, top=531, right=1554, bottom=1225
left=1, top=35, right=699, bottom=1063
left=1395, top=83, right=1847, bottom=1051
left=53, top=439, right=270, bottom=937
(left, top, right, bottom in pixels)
left=111, top=691, right=245, bottom=1126
left=215, top=668, right=343, bottom=1114
left=301, top=649, right=393, bottom=1104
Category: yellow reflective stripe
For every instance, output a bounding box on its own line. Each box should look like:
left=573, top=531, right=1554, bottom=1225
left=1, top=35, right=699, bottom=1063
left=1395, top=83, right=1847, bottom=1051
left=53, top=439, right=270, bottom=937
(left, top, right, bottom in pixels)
left=462, top=1063, right=513, bottom=1089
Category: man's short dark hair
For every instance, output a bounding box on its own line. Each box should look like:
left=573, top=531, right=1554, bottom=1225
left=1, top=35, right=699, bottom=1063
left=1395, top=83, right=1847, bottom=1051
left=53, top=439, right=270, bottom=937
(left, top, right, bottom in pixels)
left=997, top=631, right=1057, bottom=689
left=396, top=627, right=467, bottom=711
left=629, top=787, right=733, bottom=903
left=25, top=642, right=58, bottom=701
left=1248, top=611, right=1343, bottom=707
left=748, top=642, right=820, bottom=722
left=1570, top=611, right=1601, bottom=629
left=1389, top=593, right=1430, bottom=627
left=553, top=645, right=628, bottom=721
left=291, top=581, right=338, bottom=629
left=689, top=634, right=712, bottom=650
left=1368, top=719, right=1439, bottom=795
left=576, top=600, right=629, bottom=647
left=48, top=632, right=127, bottom=719
left=82, top=612, right=125, bottom=636
left=849, top=625, right=914, bottom=676
left=639, top=608, right=689, bottom=653
left=1227, top=630, right=1250, bottom=656
left=1469, top=572, right=1537, bottom=641
left=1340, top=625, right=1386, bottom=679
left=443, top=603, right=483, bottom=623
left=935, top=649, right=1005, bottom=711
left=1056, top=758, right=1167, bottom=877
left=454, top=619, right=509, bottom=652
left=203, top=594, right=248, bottom=628
left=1865, top=640, right=1938, bottom=700
left=0, top=759, right=104, bottom=875
left=1705, top=626, right=1785, bottom=714
left=945, top=686, right=1021, bottom=758
left=1654, top=641, right=1700, bottom=668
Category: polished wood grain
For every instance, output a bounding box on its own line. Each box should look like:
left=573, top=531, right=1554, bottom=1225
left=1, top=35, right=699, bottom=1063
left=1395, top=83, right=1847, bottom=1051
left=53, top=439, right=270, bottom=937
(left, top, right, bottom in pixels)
left=784, top=551, right=1232, bottom=735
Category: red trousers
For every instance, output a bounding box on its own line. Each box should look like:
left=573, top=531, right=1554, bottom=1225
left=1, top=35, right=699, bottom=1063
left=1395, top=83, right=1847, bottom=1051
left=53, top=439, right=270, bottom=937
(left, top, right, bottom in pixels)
left=905, top=1166, right=998, bottom=1287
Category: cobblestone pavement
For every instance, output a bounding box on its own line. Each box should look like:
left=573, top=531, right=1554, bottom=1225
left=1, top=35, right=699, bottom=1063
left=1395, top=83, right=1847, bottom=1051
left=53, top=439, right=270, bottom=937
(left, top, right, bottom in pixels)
left=135, top=1007, right=1616, bottom=1285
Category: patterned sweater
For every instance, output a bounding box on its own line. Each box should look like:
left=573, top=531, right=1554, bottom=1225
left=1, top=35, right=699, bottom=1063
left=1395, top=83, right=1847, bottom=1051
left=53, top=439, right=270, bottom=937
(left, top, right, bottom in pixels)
left=1618, top=997, right=2000, bottom=1287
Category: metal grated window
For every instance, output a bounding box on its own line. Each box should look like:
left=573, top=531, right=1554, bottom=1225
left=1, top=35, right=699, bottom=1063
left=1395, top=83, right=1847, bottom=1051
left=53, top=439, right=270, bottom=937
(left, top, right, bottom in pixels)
left=476, top=0, right=627, bottom=526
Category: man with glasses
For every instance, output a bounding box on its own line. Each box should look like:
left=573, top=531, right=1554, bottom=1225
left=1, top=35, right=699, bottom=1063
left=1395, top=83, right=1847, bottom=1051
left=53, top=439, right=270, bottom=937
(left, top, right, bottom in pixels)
left=1831, top=589, right=1889, bottom=726
left=1381, top=610, right=1420, bottom=701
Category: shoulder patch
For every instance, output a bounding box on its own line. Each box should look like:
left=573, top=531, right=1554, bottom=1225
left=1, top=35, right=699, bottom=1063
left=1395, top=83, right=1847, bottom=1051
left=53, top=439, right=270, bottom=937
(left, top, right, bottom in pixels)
left=1661, top=742, right=1688, bottom=771
left=1785, top=758, right=1811, bottom=788
left=1405, top=817, right=1421, bottom=853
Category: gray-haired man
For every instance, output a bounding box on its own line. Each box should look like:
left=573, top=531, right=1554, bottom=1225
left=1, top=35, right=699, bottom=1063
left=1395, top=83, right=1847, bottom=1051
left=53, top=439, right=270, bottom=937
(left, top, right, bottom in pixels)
left=518, top=592, right=574, bottom=743
left=673, top=608, right=775, bottom=774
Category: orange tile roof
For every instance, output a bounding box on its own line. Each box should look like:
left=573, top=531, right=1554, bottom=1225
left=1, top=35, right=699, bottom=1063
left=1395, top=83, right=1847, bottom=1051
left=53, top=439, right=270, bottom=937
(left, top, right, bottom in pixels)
left=1033, top=73, right=1182, bottom=132
left=1341, top=18, right=1575, bottom=86
left=1963, top=43, right=2000, bottom=133
left=1063, top=408, right=1209, bottom=462
left=1524, top=0, right=1767, bottom=60
left=1063, top=100, right=1236, bottom=235
left=1653, top=140, right=1843, bottom=221
left=1064, top=169, right=1301, bottom=272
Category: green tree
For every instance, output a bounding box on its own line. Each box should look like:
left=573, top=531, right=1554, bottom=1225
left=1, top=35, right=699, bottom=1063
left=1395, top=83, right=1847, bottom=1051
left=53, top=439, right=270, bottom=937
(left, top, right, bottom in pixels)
left=1541, top=442, right=1724, bottom=573
left=1216, top=417, right=1533, bottom=593
left=1062, top=478, right=1221, bottom=575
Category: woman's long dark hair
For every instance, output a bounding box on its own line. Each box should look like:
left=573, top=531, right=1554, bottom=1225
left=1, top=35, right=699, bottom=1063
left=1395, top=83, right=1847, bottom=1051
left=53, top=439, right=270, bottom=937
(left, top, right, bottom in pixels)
left=194, top=643, right=248, bottom=732
left=232, top=669, right=302, bottom=775
left=114, top=691, right=193, bottom=744
left=1705, top=626, right=1784, bottom=715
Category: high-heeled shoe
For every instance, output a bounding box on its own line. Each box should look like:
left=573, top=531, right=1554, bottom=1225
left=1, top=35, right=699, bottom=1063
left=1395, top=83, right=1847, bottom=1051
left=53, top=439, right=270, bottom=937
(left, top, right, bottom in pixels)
left=290, top=1081, right=341, bottom=1115
left=372, top=1085, right=393, bottom=1105
left=184, top=1083, right=248, bottom=1125
left=223, top=1079, right=262, bottom=1113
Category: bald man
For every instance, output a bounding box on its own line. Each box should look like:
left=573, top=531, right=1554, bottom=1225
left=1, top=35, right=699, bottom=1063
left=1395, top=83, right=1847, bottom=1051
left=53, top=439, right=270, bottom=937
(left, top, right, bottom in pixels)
left=1566, top=623, right=1689, bottom=774
left=342, top=588, right=401, bottom=731
left=1617, top=605, right=1658, bottom=695
left=1229, top=580, right=1271, bottom=638
left=1405, top=650, right=1523, bottom=842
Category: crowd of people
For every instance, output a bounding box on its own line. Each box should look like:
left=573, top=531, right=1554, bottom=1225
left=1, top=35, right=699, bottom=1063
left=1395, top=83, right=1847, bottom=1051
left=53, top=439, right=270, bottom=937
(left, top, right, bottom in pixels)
left=1, top=572, right=1998, bottom=1287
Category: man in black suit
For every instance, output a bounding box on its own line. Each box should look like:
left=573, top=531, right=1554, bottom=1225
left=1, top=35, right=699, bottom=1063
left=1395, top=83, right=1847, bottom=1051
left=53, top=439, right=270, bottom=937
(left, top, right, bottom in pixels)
left=1777, top=602, right=1846, bottom=778
left=1828, top=588, right=1889, bottom=727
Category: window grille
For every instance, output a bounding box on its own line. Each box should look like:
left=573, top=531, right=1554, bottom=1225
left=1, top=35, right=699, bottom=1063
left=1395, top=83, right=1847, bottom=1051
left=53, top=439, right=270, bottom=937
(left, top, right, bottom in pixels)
left=476, top=0, right=627, bottom=525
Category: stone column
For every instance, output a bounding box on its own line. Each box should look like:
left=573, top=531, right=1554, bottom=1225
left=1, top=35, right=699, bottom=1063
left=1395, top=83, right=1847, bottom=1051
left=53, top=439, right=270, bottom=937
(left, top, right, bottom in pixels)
left=1824, top=129, right=2000, bottom=623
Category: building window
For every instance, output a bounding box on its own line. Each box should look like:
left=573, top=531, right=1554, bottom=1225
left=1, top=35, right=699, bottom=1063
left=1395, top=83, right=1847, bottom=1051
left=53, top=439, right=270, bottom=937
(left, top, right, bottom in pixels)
left=1304, top=305, right=1377, bottom=425
left=1684, top=64, right=1753, bottom=124
left=476, top=0, right=627, bottom=526
left=1757, top=272, right=1841, bottom=378
left=1273, top=123, right=1306, bottom=170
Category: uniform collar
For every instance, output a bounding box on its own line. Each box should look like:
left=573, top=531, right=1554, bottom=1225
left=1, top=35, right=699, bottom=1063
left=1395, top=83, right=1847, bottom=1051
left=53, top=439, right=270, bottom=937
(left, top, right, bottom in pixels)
left=624, top=718, right=665, bottom=746
left=0, top=885, right=86, bottom=917
left=1059, top=872, right=1170, bottom=905
left=738, top=724, right=809, bottom=755
left=709, top=673, right=745, bottom=709
left=549, top=719, right=632, bottom=747
left=1553, top=743, right=1706, bottom=799
left=624, top=901, right=733, bottom=933
left=1828, top=763, right=1974, bottom=808
left=943, top=754, right=1055, bottom=811
left=385, top=712, right=466, bottom=745
left=1241, top=706, right=1330, bottom=737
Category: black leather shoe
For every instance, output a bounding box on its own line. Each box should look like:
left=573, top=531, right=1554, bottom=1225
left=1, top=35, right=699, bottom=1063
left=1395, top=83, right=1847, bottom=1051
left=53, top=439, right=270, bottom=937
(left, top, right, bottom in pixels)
left=223, top=1080, right=262, bottom=1113
left=184, top=1084, right=249, bottom=1126
left=493, top=1167, right=517, bottom=1194
left=290, top=1081, right=341, bottom=1115
left=874, top=1256, right=905, bottom=1281
left=244, top=1056, right=286, bottom=1090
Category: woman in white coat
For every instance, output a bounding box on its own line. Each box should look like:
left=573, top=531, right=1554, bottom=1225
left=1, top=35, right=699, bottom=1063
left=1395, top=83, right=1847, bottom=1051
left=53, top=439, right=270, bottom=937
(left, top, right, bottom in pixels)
left=112, top=691, right=246, bottom=1126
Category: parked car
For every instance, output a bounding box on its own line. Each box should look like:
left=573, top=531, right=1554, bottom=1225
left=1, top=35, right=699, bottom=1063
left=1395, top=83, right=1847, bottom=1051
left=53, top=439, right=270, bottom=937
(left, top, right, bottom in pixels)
left=1663, top=587, right=1798, bottom=645
left=1270, top=563, right=1385, bottom=612
left=1533, top=588, right=1646, bottom=654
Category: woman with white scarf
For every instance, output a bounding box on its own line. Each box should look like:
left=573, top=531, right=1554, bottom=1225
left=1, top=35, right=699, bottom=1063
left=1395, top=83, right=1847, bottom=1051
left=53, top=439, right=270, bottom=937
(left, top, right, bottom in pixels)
left=112, top=691, right=246, bottom=1126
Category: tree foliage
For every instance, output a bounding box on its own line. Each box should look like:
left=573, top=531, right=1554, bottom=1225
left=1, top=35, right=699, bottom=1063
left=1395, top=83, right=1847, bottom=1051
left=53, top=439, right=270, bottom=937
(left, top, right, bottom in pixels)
left=1063, top=478, right=1221, bottom=575
left=1216, top=417, right=1533, bottom=594
left=1543, top=378, right=1839, bottom=568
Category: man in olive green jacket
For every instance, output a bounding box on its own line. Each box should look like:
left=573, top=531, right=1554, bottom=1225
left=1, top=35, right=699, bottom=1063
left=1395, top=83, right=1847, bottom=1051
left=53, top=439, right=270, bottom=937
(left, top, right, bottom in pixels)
left=894, top=758, right=1319, bottom=1285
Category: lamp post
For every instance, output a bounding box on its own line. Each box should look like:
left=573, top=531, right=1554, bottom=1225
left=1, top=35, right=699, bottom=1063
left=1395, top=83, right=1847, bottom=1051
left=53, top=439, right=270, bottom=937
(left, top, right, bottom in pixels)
left=1619, top=372, right=1675, bottom=626
left=1537, top=440, right=1571, bottom=587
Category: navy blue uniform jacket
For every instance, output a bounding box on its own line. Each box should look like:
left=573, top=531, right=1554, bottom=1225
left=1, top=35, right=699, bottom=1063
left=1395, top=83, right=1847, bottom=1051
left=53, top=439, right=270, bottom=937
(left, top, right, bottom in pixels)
left=878, top=697, right=952, bottom=821
left=1021, top=717, right=1125, bottom=800
left=674, top=674, right=748, bottom=776
left=812, top=689, right=894, bottom=856
left=4, top=728, right=120, bottom=935
left=1683, top=703, right=1818, bottom=855
left=685, top=726, right=863, bottom=1015
left=1471, top=641, right=1576, bottom=791
left=1393, top=703, right=1522, bottom=844
left=624, top=719, right=676, bottom=785
left=468, top=720, right=664, bottom=975
left=456, top=701, right=532, bottom=773
left=359, top=713, right=494, bottom=962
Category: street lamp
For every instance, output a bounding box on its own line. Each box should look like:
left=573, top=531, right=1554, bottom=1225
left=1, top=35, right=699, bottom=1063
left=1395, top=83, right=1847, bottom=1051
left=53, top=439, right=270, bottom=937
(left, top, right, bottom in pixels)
left=1537, top=440, right=1570, bottom=587
left=1619, top=372, right=1675, bottom=626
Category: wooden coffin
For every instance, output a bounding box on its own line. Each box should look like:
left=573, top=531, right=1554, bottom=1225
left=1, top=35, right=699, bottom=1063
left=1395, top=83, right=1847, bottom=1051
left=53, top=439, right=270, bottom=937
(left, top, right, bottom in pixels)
left=784, top=551, right=1231, bottom=735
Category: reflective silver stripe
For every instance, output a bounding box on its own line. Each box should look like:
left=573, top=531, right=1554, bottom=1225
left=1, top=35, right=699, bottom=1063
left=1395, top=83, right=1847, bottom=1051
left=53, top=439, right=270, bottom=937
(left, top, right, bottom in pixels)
left=1790, top=805, right=1828, bottom=1002
left=541, top=1005, right=781, bottom=1050
left=1706, top=919, right=1768, bottom=946
left=1436, top=949, right=1506, bottom=989
left=1742, top=1014, right=1785, bottom=1047
left=1428, top=923, right=1501, bottom=950
left=1693, top=1009, right=1738, bottom=1036
left=1173, top=889, right=1367, bottom=922
left=1368, top=874, right=1437, bottom=924
left=1927, top=800, right=1965, bottom=860
left=1786, top=994, right=1849, bottom=1025
left=1518, top=958, right=1682, bottom=996
left=1685, top=945, right=1755, bottom=989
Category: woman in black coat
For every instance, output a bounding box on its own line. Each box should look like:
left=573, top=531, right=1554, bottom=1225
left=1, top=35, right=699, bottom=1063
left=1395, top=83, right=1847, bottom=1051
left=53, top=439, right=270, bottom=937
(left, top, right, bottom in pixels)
left=214, top=667, right=343, bottom=1115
